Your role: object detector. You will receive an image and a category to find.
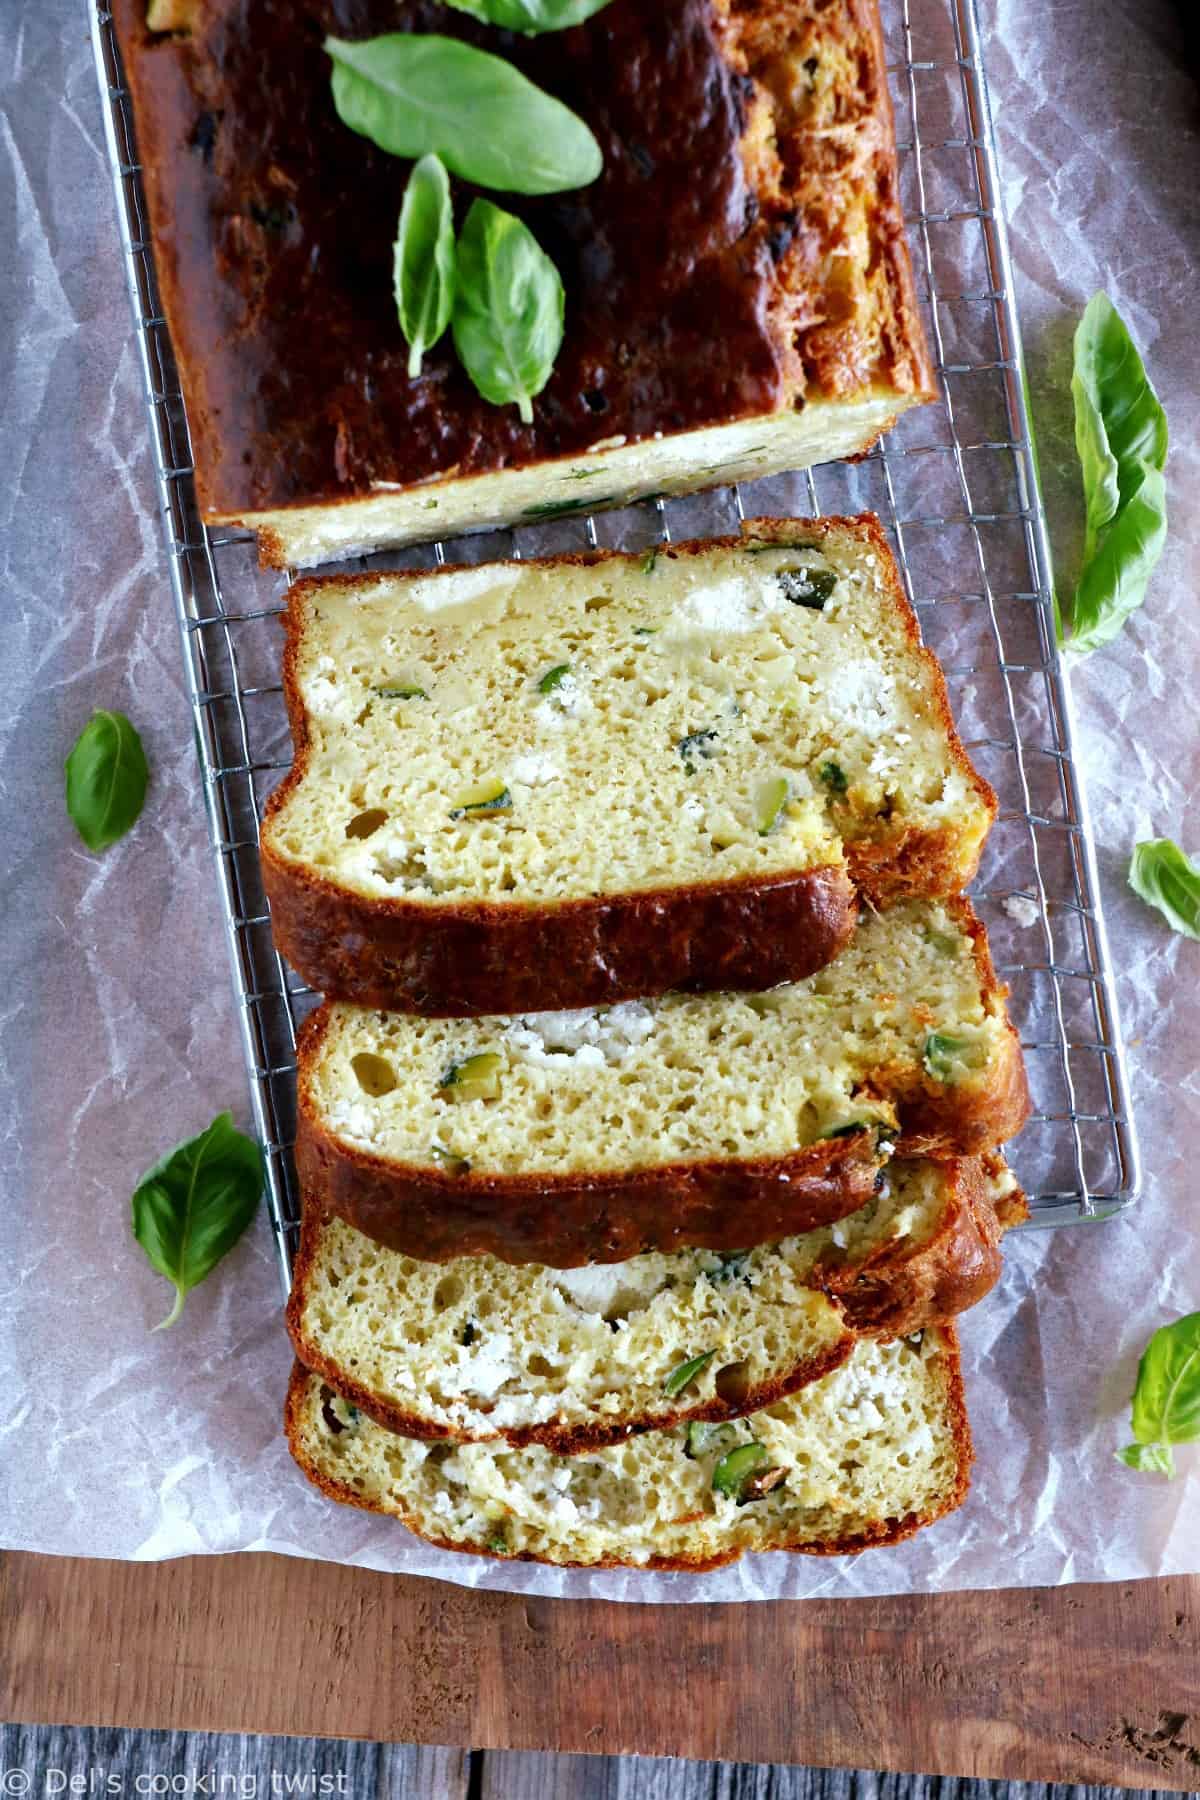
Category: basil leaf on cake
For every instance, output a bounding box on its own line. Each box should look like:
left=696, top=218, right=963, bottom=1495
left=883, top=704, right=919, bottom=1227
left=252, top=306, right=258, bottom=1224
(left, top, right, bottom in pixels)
left=117, top=1, right=936, bottom=565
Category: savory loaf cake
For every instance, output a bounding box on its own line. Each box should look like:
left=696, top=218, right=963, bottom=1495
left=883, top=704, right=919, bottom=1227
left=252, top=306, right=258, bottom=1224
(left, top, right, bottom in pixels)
left=286, top=1327, right=971, bottom=1569
left=262, top=522, right=993, bottom=1022
left=111, top=0, right=934, bottom=568
left=288, top=1155, right=1024, bottom=1451
left=295, top=897, right=1031, bottom=1266
left=261, top=519, right=994, bottom=1013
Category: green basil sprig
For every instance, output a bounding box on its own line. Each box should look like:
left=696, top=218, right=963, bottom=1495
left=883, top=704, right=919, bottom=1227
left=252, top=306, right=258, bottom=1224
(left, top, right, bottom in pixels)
left=1063, top=293, right=1168, bottom=655
left=441, top=0, right=614, bottom=31
left=65, top=709, right=149, bottom=852
left=325, top=33, right=601, bottom=196
left=1117, top=1312, right=1200, bottom=1477
left=452, top=199, right=564, bottom=423
left=394, top=153, right=456, bottom=378
left=131, top=1113, right=263, bottom=1329
left=1128, top=838, right=1200, bottom=941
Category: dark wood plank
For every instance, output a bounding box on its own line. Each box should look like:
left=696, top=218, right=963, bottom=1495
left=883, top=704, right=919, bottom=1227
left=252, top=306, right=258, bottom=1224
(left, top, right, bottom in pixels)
left=5, top=1552, right=1200, bottom=1789
left=0, top=1725, right=469, bottom=1800
left=478, top=1759, right=1194, bottom=1800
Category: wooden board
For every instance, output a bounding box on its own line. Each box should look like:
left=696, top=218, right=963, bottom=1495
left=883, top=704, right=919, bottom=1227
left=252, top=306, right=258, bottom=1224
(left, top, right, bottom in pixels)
left=4, top=1551, right=1200, bottom=1789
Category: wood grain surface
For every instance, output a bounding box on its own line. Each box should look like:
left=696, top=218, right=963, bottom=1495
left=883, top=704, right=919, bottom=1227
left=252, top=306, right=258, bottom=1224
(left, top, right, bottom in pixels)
left=0, top=1725, right=1191, bottom=1800
left=5, top=1552, right=1200, bottom=1790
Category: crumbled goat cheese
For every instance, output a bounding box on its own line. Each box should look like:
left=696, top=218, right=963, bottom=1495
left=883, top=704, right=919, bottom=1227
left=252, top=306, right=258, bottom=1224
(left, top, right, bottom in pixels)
left=304, top=654, right=344, bottom=718
left=456, top=1333, right=518, bottom=1400
left=533, top=672, right=590, bottom=728
left=681, top=795, right=705, bottom=823
left=327, top=1100, right=382, bottom=1144
left=662, top=576, right=787, bottom=640
left=503, top=1002, right=657, bottom=1068
left=829, top=1220, right=848, bottom=1249
left=1003, top=894, right=1041, bottom=928
left=402, top=565, right=520, bottom=614
left=824, top=661, right=898, bottom=739
left=552, top=1261, right=649, bottom=1315
left=509, top=752, right=564, bottom=787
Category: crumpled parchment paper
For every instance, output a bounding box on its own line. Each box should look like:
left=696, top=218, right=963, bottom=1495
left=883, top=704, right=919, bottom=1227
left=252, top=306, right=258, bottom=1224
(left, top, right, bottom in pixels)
left=2, top=0, right=1198, bottom=1600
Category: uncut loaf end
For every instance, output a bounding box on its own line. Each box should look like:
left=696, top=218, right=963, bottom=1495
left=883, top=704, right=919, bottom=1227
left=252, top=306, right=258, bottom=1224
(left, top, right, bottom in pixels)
left=116, top=0, right=933, bottom=567
left=289, top=1155, right=1024, bottom=1452
left=294, top=896, right=1030, bottom=1268
left=262, top=519, right=994, bottom=1014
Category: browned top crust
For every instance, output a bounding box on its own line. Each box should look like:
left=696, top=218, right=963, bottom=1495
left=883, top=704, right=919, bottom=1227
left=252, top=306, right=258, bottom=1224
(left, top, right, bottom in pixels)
left=110, top=0, right=933, bottom=521
left=283, top=1337, right=972, bottom=1570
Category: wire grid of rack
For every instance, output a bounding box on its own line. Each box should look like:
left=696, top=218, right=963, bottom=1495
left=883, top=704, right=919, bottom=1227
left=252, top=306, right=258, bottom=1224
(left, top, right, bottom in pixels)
left=91, top=0, right=1139, bottom=1301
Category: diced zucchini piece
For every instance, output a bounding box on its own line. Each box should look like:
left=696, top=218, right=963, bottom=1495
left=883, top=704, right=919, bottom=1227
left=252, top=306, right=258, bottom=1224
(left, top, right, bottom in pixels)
left=678, top=728, right=720, bottom=774
left=449, top=779, right=512, bottom=819
left=430, top=1142, right=472, bottom=1175
left=537, top=663, right=571, bottom=695
left=922, top=1032, right=983, bottom=1083
left=711, top=1441, right=769, bottom=1500
left=755, top=775, right=790, bottom=836
left=375, top=683, right=428, bottom=700
left=662, top=1350, right=717, bottom=1399
left=685, top=1419, right=738, bottom=1459
left=776, top=566, right=838, bottom=609
left=350, top=1052, right=398, bottom=1097
left=439, top=1051, right=503, bottom=1100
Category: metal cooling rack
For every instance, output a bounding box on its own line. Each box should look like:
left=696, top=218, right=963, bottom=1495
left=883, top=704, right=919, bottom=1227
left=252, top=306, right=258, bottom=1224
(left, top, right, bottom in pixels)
left=90, top=0, right=1140, bottom=1300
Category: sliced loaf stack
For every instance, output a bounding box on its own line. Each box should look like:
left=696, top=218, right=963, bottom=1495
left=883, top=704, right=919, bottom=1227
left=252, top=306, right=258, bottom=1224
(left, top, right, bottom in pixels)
left=271, top=518, right=1031, bottom=1570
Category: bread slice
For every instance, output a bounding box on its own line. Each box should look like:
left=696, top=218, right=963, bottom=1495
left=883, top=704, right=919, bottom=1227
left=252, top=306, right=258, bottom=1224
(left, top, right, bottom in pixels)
left=295, top=896, right=1030, bottom=1267
left=288, top=1156, right=1024, bottom=1452
left=285, top=1327, right=971, bottom=1570
left=114, top=0, right=933, bottom=567
left=262, top=519, right=994, bottom=1014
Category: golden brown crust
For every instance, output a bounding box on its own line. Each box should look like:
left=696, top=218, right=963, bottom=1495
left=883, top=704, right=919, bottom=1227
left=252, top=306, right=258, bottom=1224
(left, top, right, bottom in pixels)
left=286, top=1156, right=1019, bottom=1451
left=282, top=1340, right=972, bottom=1570
left=868, top=900, right=1032, bottom=1156
left=262, top=517, right=993, bottom=1013
left=110, top=0, right=932, bottom=553
left=295, top=1001, right=883, bottom=1267
left=715, top=0, right=937, bottom=404
left=817, top=1153, right=1027, bottom=1337
left=264, top=859, right=858, bottom=1017
left=293, top=888, right=1028, bottom=1268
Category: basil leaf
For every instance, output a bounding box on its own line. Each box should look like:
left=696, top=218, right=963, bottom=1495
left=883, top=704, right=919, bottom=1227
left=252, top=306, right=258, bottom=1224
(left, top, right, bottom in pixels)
left=441, top=0, right=613, bottom=31
left=1128, top=839, right=1200, bottom=941
left=1065, top=294, right=1168, bottom=655
left=1116, top=1312, right=1200, bottom=1479
left=1116, top=1442, right=1175, bottom=1476
left=131, top=1113, right=263, bottom=1329
left=452, top=199, right=563, bottom=424
left=394, top=153, right=456, bottom=379
left=65, top=709, right=149, bottom=852
left=325, top=34, right=601, bottom=196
